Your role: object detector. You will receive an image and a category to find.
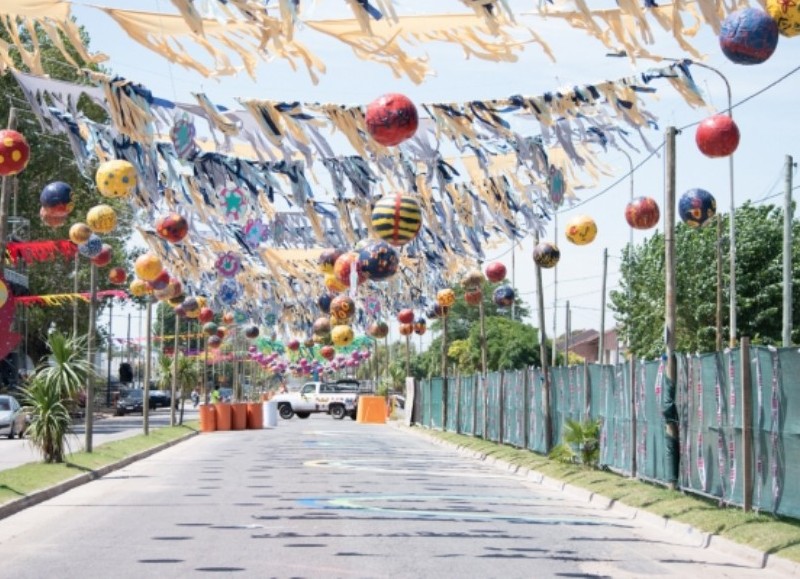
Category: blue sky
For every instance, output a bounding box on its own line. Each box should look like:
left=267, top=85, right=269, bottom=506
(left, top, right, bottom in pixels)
left=66, top=1, right=799, bottom=348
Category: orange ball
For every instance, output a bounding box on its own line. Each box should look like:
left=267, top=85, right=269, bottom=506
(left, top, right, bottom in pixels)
left=134, top=253, right=163, bottom=281
left=69, top=223, right=92, bottom=245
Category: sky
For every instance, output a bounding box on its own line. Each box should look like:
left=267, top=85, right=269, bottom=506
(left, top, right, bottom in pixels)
left=61, top=1, right=799, bottom=351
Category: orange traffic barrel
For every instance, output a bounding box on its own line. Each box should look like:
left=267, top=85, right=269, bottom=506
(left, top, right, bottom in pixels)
left=199, top=404, right=216, bottom=432
left=215, top=403, right=232, bottom=431
left=246, top=402, right=263, bottom=429
left=231, top=402, right=248, bottom=430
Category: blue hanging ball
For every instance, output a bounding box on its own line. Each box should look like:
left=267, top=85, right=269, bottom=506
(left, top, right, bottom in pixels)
left=78, top=234, right=103, bottom=258
left=318, top=294, right=333, bottom=314
left=719, top=8, right=779, bottom=65
left=40, top=181, right=73, bottom=209
left=358, top=240, right=399, bottom=281
left=679, top=189, right=717, bottom=228
left=493, top=285, right=515, bottom=308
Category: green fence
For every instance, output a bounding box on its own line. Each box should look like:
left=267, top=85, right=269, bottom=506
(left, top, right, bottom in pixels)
left=417, top=346, right=800, bottom=519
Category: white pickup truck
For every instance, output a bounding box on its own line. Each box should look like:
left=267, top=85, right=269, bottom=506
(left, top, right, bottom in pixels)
left=273, top=380, right=368, bottom=420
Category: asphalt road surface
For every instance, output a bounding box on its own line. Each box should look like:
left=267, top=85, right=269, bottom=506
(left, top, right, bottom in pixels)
left=0, top=415, right=787, bottom=578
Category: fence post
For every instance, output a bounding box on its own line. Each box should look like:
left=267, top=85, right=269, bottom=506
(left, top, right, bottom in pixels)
left=740, top=337, right=753, bottom=512
left=584, top=361, right=591, bottom=422
left=455, top=373, right=461, bottom=434
left=523, top=368, right=530, bottom=449
left=483, top=374, right=489, bottom=440
left=472, top=375, right=478, bottom=436
left=498, top=371, right=505, bottom=444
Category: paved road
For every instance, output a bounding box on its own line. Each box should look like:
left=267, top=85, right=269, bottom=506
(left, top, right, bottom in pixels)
left=0, top=415, right=787, bottom=578
left=0, top=406, right=198, bottom=471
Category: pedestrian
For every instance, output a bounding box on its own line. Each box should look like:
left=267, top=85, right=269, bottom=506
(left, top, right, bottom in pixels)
left=210, top=384, right=221, bottom=404
left=191, top=388, right=200, bottom=408
left=278, top=379, right=288, bottom=394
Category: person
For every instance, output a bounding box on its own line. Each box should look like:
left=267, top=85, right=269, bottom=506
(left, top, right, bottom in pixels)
left=278, top=379, right=288, bottom=394
left=210, top=384, right=221, bottom=404
left=191, top=388, right=200, bottom=408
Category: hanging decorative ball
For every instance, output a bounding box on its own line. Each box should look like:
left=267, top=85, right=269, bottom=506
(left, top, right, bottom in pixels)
left=129, top=279, right=152, bottom=297
left=223, top=312, right=235, bottom=325
left=0, top=129, right=29, bottom=176
left=358, top=240, right=399, bottom=281
left=565, top=215, right=598, bottom=246
left=324, top=273, right=348, bottom=294
left=461, top=270, right=484, bottom=291
left=78, top=234, right=103, bottom=258
left=173, top=304, right=187, bottom=318
left=368, top=321, right=389, bottom=339
left=318, top=294, right=333, bottom=314
left=86, top=204, right=117, bottom=234
left=182, top=296, right=200, bottom=316
left=203, top=322, right=218, bottom=336
left=365, top=93, right=419, bottom=147
left=413, top=318, right=427, bottom=335
left=767, top=0, right=800, bottom=37
left=371, top=193, right=422, bottom=246
left=39, top=208, right=68, bottom=228
left=313, top=316, right=332, bottom=336
left=207, top=335, right=222, bottom=349
left=168, top=294, right=186, bottom=307
left=465, top=289, right=482, bottom=307
left=333, top=251, right=368, bottom=287
left=437, top=288, right=456, bottom=308
left=170, top=116, right=198, bottom=159
left=198, top=307, right=214, bottom=324
left=397, top=308, right=414, bottom=324
left=695, top=115, right=740, bottom=158
left=287, top=339, right=300, bottom=351
left=40, top=182, right=74, bottom=215
left=720, top=8, right=779, bottom=63
left=134, top=254, right=163, bottom=281
left=147, top=269, right=170, bottom=291
left=109, top=267, right=127, bottom=285
left=96, top=159, right=137, bottom=198
left=330, top=295, right=356, bottom=322
left=217, top=185, right=248, bottom=222
left=399, top=323, right=413, bottom=336
left=331, top=325, right=354, bottom=347
left=532, top=241, right=561, bottom=269
left=215, top=251, right=242, bottom=278
left=303, top=337, right=315, bottom=349
left=155, top=213, right=189, bottom=244
left=91, top=244, right=113, bottom=267
left=493, top=285, right=516, bottom=307
left=154, top=277, right=182, bottom=301
left=485, top=261, right=507, bottom=283
left=679, top=189, right=717, bottom=228
left=624, top=197, right=661, bottom=230
left=320, top=345, right=335, bottom=360
left=244, top=325, right=260, bottom=339
left=216, top=327, right=227, bottom=339
left=69, top=223, right=92, bottom=245
left=426, top=304, right=449, bottom=319
left=318, top=248, right=344, bottom=274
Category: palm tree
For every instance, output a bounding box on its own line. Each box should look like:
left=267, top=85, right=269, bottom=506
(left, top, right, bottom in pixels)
left=34, top=331, right=95, bottom=400
left=174, top=354, right=199, bottom=425
left=548, top=418, right=602, bottom=468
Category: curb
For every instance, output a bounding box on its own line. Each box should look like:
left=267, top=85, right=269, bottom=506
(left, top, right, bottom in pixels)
left=0, top=430, right=198, bottom=521
left=398, top=425, right=800, bottom=576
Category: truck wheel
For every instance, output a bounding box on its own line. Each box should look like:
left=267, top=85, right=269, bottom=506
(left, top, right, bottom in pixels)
left=349, top=410, right=357, bottom=420
left=330, top=405, right=346, bottom=420
left=295, top=412, right=311, bottom=419
left=278, top=404, right=294, bottom=419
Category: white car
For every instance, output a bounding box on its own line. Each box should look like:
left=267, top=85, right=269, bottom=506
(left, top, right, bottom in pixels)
left=0, top=395, right=26, bottom=439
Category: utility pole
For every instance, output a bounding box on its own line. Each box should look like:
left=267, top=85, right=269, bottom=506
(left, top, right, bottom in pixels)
left=783, top=155, right=794, bottom=347
left=598, top=247, right=608, bottom=364
left=664, top=126, right=679, bottom=489
left=552, top=215, right=558, bottom=367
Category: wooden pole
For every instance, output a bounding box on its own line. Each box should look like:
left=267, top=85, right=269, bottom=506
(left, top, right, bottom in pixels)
left=598, top=248, right=608, bottom=363
left=740, top=337, right=753, bottom=512
left=441, top=313, right=448, bottom=429
left=664, top=126, right=679, bottom=489
left=630, top=358, right=637, bottom=478
left=405, top=333, right=410, bottom=377
left=84, top=263, right=97, bottom=452
left=783, top=155, right=794, bottom=346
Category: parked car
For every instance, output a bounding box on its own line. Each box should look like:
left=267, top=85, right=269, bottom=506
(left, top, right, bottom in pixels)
left=115, top=389, right=175, bottom=416
left=0, top=394, right=26, bottom=439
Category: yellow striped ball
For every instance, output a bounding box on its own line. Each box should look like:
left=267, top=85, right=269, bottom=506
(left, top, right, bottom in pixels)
left=371, top=194, right=422, bottom=247
left=331, top=325, right=354, bottom=347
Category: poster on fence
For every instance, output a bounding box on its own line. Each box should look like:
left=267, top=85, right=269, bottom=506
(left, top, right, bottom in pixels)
left=405, top=377, right=415, bottom=427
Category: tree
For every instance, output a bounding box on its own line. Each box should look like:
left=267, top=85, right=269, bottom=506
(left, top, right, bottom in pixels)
left=611, top=203, right=800, bottom=357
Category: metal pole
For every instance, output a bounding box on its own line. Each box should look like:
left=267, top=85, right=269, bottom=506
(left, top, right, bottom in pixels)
left=598, top=248, right=608, bottom=364
left=479, top=298, right=487, bottom=376
left=73, top=253, right=79, bottom=337
left=564, top=300, right=570, bottom=364
left=171, top=315, right=179, bottom=426
left=84, top=263, right=97, bottom=453
left=441, top=313, right=448, bottom=429
left=404, top=333, right=410, bottom=377
left=511, top=240, right=516, bottom=321
left=126, top=312, right=131, bottom=365
left=783, top=155, right=794, bottom=346
left=621, top=149, right=634, bottom=355
left=716, top=215, right=723, bottom=352
left=534, top=230, right=553, bottom=451
left=143, top=298, right=152, bottom=436
left=106, top=300, right=113, bottom=407
left=664, top=126, right=679, bottom=489
left=552, top=214, right=558, bottom=367
left=740, top=336, right=753, bottom=511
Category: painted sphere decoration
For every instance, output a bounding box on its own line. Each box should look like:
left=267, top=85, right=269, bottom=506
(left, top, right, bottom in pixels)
left=155, top=213, right=189, bottom=244
left=182, top=296, right=200, bottom=315
left=304, top=338, right=315, bottom=349
left=78, top=234, right=103, bottom=258
left=287, top=339, right=300, bottom=351
left=313, top=317, right=331, bottom=336
left=168, top=294, right=185, bottom=306
left=69, top=223, right=92, bottom=245
left=461, top=270, right=484, bottom=291
left=318, top=248, right=344, bottom=274
left=154, top=278, right=182, bottom=301
left=216, top=327, right=227, bottom=339
left=86, top=204, right=117, bottom=234
left=129, top=279, right=151, bottom=297
left=173, top=304, right=187, bottom=317
left=90, top=244, right=113, bottom=268
left=331, top=325, right=354, bottom=347
left=324, top=273, right=348, bottom=294
left=397, top=308, right=414, bottom=324
left=485, top=262, right=507, bottom=283
left=0, top=130, right=30, bottom=176
left=371, top=193, right=422, bottom=247
left=399, top=323, right=413, bottom=336
left=223, top=312, right=235, bottom=325
left=333, top=251, right=367, bottom=286
left=695, top=115, right=740, bottom=158
left=202, top=322, right=218, bottom=336
left=40, top=182, right=73, bottom=212
left=244, top=325, right=260, bottom=339
left=147, top=270, right=170, bottom=291
left=414, top=318, right=427, bottom=336
left=426, top=304, right=449, bottom=319
left=767, top=0, right=800, bottom=37
left=437, top=288, right=456, bottom=308
left=39, top=208, right=68, bottom=228
left=108, top=267, right=127, bottom=285
left=96, top=159, right=137, bottom=198
left=720, top=8, right=779, bottom=63
left=532, top=241, right=560, bottom=269
left=330, top=295, right=356, bottom=322
left=134, top=254, right=163, bottom=281
left=198, top=307, right=214, bottom=324
left=365, top=93, right=419, bottom=147
left=207, top=336, right=222, bottom=349
left=368, top=321, right=389, bottom=339
left=625, top=197, right=661, bottom=230
left=320, top=345, right=335, bottom=361
left=493, top=285, right=516, bottom=308
left=358, top=240, right=399, bottom=281
left=565, top=215, right=598, bottom=246
left=679, top=189, right=717, bottom=228
left=465, top=289, right=482, bottom=307
left=318, top=294, right=333, bottom=314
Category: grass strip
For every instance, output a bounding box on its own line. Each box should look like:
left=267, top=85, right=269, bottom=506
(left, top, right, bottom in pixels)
left=424, top=429, right=800, bottom=563
left=0, top=422, right=198, bottom=506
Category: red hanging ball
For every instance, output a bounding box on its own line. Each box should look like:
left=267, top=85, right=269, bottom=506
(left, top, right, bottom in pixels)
left=365, top=94, right=419, bottom=147
left=0, top=129, right=30, bottom=176
left=695, top=114, right=740, bottom=158
left=485, top=262, right=507, bottom=283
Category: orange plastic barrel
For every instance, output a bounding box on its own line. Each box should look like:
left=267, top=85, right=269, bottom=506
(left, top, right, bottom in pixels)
left=247, top=402, right=263, bottom=429
left=199, top=404, right=216, bottom=432
left=215, top=403, right=232, bottom=431
left=231, top=402, right=248, bottom=430
left=356, top=396, right=387, bottom=424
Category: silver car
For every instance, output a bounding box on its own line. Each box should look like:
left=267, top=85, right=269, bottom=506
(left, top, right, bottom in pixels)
left=0, top=395, right=26, bottom=439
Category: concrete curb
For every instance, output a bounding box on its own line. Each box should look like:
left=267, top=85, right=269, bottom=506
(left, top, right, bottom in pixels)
left=0, top=430, right=198, bottom=521
left=397, top=425, right=800, bottom=576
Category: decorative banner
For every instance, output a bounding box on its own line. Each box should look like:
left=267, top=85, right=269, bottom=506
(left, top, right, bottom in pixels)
left=6, top=240, right=77, bottom=265
left=15, top=289, right=128, bottom=307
